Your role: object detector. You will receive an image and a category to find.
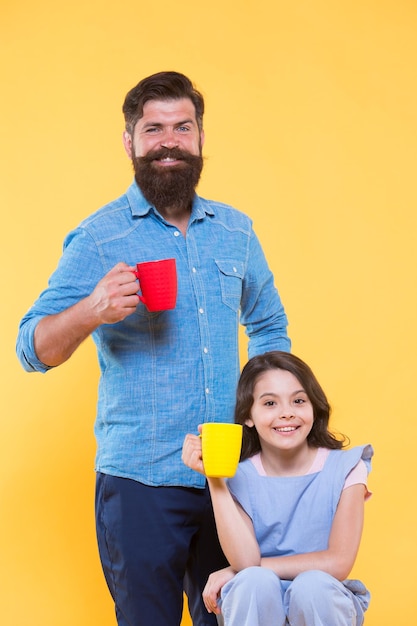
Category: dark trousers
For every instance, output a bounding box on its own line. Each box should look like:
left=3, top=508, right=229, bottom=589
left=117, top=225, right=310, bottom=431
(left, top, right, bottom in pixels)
left=95, top=473, right=228, bottom=626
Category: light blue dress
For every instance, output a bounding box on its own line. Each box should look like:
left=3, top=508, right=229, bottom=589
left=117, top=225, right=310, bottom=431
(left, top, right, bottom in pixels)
left=219, top=445, right=373, bottom=626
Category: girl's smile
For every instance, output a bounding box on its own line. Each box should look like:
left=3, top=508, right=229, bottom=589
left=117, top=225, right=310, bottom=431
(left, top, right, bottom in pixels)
left=273, top=425, right=299, bottom=434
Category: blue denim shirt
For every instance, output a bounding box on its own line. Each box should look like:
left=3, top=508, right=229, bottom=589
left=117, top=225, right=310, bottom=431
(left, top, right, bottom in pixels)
left=17, top=182, right=290, bottom=488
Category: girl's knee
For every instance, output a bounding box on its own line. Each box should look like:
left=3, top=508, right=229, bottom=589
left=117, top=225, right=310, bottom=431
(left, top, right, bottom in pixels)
left=288, top=570, right=343, bottom=602
left=233, top=566, right=280, bottom=590
left=221, top=567, right=286, bottom=625
left=222, top=566, right=282, bottom=601
left=289, top=570, right=339, bottom=601
left=287, top=571, right=360, bottom=625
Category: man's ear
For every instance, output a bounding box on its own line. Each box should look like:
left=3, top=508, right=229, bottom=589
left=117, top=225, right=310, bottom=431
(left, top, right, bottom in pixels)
left=122, top=131, right=133, bottom=159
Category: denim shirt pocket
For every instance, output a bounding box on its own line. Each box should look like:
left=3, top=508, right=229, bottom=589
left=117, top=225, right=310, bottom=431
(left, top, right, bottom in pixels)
left=215, top=259, right=245, bottom=311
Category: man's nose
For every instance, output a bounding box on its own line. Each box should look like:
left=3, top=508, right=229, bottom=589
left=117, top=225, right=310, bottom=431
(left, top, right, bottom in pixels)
left=160, top=129, right=179, bottom=149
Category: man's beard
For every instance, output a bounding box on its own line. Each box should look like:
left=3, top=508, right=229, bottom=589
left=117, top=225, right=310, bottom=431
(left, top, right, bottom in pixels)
left=132, top=147, right=204, bottom=212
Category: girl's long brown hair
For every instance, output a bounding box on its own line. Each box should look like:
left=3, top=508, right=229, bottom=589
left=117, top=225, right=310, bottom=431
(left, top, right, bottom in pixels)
left=235, top=351, right=347, bottom=460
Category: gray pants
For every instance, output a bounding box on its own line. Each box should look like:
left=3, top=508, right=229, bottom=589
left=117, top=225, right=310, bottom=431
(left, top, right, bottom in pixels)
left=218, top=567, right=369, bottom=626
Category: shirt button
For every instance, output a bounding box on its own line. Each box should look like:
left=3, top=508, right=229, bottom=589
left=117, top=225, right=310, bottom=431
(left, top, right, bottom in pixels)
left=192, top=267, right=197, bottom=273
left=174, top=231, right=180, bottom=237
left=203, top=347, right=208, bottom=353
left=205, top=388, right=210, bottom=394
left=233, top=266, right=237, bottom=272
left=199, top=308, right=204, bottom=314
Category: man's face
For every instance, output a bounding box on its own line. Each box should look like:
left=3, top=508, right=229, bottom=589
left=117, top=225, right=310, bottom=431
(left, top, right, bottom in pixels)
left=123, top=98, right=204, bottom=211
left=124, top=98, right=203, bottom=159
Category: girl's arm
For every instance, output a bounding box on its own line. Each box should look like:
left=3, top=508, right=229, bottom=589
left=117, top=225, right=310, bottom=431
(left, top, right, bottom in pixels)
left=261, top=483, right=366, bottom=581
left=182, top=433, right=261, bottom=570
left=207, top=477, right=261, bottom=569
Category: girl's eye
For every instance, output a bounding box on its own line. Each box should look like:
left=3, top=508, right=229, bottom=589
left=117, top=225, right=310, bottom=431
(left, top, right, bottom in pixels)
left=294, top=398, right=306, bottom=404
left=264, top=400, right=275, bottom=406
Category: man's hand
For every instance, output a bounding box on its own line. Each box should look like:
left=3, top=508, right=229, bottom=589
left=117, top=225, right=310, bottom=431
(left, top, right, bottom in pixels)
left=34, top=262, right=139, bottom=367
left=89, top=262, right=139, bottom=324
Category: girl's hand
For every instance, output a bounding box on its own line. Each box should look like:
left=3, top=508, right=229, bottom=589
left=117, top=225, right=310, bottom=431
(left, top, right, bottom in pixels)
left=182, top=430, right=205, bottom=475
left=203, top=566, right=236, bottom=614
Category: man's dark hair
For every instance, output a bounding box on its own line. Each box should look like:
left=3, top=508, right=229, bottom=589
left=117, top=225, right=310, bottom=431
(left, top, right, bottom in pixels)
left=122, top=71, right=205, bottom=135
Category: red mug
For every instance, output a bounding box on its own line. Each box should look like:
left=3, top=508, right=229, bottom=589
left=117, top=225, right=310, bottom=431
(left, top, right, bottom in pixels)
left=134, top=258, right=177, bottom=312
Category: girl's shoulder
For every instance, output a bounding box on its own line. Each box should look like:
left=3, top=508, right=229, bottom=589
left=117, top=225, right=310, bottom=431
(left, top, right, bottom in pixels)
left=327, top=444, right=374, bottom=474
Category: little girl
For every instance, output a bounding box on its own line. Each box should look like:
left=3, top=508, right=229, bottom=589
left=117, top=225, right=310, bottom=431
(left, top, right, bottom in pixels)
left=182, top=351, right=372, bottom=626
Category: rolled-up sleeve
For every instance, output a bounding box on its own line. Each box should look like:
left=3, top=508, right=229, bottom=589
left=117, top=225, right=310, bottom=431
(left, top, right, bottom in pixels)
left=16, top=315, right=53, bottom=373
left=16, top=227, right=102, bottom=373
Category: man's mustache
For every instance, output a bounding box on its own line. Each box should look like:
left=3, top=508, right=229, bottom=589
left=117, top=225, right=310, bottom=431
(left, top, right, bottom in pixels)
left=136, top=147, right=201, bottom=165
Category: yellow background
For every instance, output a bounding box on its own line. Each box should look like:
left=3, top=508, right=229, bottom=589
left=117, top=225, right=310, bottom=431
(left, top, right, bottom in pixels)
left=1, top=1, right=416, bottom=624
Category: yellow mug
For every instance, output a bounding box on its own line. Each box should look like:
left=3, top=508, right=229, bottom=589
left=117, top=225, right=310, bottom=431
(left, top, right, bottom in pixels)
left=201, top=423, right=243, bottom=478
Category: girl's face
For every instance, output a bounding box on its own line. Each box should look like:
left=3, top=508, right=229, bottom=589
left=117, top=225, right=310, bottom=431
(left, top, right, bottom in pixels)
left=246, top=368, right=314, bottom=453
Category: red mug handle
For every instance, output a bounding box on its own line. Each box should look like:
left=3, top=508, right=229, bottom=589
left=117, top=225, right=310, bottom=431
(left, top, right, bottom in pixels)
left=133, top=269, right=146, bottom=305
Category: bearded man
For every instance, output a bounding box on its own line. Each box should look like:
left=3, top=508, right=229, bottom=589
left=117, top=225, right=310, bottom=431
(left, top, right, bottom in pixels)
left=17, top=71, right=290, bottom=626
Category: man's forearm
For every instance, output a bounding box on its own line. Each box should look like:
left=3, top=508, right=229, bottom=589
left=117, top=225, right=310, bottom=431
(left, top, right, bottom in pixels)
left=34, top=296, right=101, bottom=367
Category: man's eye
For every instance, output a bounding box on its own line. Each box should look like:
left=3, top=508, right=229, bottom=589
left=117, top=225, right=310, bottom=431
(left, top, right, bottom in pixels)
left=177, top=126, right=190, bottom=132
